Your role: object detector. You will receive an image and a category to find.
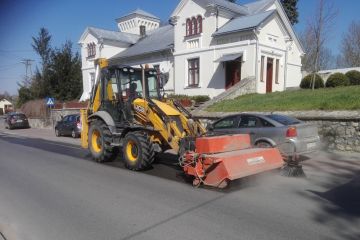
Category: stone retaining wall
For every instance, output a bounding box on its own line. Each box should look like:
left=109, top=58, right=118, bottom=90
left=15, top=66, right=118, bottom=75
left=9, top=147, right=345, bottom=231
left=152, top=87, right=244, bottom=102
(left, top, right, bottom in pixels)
left=28, top=108, right=82, bottom=129
left=28, top=118, right=53, bottom=129
left=309, top=120, right=360, bottom=152
left=193, top=111, right=360, bottom=153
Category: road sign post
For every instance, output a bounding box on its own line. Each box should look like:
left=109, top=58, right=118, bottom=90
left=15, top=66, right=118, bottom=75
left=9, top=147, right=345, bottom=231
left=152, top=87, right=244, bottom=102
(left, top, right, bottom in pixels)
left=46, top=97, right=55, bottom=128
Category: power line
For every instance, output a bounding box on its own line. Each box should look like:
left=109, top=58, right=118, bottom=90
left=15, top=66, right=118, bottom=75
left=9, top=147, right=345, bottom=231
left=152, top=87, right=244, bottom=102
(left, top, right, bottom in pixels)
left=0, top=49, right=33, bottom=53
left=0, top=65, right=21, bottom=71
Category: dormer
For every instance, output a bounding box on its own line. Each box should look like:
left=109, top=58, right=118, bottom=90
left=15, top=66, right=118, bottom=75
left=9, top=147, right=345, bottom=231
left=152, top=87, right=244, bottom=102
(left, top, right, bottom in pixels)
left=116, top=9, right=161, bottom=35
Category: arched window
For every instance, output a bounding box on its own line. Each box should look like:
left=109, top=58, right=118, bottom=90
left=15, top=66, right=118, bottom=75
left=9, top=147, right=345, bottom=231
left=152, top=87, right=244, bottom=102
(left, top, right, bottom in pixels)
left=197, top=15, right=202, bottom=34
left=192, top=17, right=197, bottom=35
left=186, top=18, right=192, bottom=36
left=87, top=42, right=96, bottom=58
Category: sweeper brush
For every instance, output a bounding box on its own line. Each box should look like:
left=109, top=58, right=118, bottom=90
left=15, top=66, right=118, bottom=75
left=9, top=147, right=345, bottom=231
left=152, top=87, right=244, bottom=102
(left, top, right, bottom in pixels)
left=180, top=134, right=285, bottom=188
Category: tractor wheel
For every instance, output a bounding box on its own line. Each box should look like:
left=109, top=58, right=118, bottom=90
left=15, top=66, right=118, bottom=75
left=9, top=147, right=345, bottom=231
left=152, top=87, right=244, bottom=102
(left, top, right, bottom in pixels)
left=88, top=120, right=118, bottom=163
left=123, top=131, right=155, bottom=171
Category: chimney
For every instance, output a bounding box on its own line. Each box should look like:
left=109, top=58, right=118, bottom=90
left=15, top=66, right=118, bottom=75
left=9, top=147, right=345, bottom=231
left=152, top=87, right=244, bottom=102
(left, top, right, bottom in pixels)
left=140, top=25, right=146, bottom=38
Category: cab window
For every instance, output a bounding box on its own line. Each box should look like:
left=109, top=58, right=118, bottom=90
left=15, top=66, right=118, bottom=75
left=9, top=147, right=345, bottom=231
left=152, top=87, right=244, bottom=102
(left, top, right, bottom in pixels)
left=147, top=70, right=159, bottom=98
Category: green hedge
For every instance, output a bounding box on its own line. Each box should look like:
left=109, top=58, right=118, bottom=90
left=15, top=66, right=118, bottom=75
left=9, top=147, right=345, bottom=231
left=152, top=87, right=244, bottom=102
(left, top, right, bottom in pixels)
left=300, top=74, right=324, bottom=89
left=345, top=70, right=360, bottom=85
left=167, top=94, right=210, bottom=104
left=325, top=73, right=350, bottom=88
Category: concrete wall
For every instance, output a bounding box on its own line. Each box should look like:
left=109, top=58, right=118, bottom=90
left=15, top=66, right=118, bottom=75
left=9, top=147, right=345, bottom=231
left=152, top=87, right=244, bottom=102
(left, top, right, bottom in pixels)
left=28, top=109, right=81, bottom=129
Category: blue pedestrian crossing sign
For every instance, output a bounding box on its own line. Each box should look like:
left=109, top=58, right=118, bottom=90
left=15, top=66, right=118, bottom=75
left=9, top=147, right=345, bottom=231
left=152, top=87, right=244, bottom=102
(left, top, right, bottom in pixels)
left=46, top=97, right=55, bottom=107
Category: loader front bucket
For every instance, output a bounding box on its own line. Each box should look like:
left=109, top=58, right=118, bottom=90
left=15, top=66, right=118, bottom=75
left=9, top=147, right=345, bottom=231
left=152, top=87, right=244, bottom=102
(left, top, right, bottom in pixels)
left=181, top=134, right=284, bottom=188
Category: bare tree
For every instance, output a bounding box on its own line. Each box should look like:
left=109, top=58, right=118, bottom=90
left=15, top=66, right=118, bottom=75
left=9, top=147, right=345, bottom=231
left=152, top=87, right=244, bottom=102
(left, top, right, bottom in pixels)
left=300, top=28, right=334, bottom=72
left=339, top=21, right=360, bottom=67
left=306, top=0, right=337, bottom=89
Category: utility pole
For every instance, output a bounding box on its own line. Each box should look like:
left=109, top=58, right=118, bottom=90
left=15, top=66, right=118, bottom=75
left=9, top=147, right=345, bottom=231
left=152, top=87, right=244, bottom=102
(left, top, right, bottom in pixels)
left=21, top=59, right=34, bottom=87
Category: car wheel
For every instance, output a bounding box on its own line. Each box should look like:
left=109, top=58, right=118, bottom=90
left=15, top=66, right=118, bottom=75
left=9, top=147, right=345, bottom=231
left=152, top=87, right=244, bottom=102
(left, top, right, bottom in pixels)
left=55, top=128, right=60, bottom=137
left=71, top=129, right=77, bottom=138
left=255, top=141, right=273, bottom=148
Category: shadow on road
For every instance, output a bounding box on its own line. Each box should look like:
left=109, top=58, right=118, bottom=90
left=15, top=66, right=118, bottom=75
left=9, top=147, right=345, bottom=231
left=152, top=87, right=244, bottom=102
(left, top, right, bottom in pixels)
left=0, top=133, right=261, bottom=192
left=299, top=152, right=360, bottom=240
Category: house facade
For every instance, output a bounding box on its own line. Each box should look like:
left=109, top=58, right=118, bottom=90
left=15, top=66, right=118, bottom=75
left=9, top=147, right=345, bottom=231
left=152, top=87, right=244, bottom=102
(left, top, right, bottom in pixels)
left=0, top=99, right=13, bottom=115
left=79, top=0, right=303, bottom=101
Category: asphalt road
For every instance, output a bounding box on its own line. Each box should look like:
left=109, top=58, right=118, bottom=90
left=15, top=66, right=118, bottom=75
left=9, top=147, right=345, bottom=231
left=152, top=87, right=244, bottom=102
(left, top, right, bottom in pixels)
left=0, top=131, right=359, bottom=240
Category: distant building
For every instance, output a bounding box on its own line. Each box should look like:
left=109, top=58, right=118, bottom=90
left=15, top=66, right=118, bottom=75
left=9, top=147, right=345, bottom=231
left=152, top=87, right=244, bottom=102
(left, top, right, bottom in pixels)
left=318, top=67, right=360, bottom=82
left=0, top=99, right=13, bottom=115
left=79, top=0, right=304, bottom=100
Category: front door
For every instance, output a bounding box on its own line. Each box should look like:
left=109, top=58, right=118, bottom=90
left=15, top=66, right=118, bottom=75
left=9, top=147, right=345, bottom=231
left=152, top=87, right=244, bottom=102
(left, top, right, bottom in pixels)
left=266, top=58, right=273, bottom=93
left=225, top=61, right=241, bottom=89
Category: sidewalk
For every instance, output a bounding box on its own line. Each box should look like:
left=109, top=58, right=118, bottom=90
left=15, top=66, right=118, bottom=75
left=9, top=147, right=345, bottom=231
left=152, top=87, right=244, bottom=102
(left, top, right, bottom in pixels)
left=0, top=123, right=80, bottom=146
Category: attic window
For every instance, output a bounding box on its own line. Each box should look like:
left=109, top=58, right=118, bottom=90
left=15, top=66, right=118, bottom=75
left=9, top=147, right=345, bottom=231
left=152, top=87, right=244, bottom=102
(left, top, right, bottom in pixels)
left=186, top=15, right=202, bottom=36
left=87, top=42, right=96, bottom=58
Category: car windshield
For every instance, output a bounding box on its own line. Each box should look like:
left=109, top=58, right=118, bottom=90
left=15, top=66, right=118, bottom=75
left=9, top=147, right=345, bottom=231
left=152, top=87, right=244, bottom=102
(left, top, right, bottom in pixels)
left=12, top=114, right=26, bottom=119
left=266, top=114, right=301, bottom=126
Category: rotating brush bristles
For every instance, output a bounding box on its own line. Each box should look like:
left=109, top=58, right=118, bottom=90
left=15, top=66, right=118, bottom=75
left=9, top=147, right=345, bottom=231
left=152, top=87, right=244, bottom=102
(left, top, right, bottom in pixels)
left=280, top=159, right=306, bottom=178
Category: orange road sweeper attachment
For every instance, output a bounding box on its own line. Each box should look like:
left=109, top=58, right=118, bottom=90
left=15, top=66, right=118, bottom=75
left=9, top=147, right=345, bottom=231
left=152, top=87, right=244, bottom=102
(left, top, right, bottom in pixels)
left=180, top=134, right=284, bottom=188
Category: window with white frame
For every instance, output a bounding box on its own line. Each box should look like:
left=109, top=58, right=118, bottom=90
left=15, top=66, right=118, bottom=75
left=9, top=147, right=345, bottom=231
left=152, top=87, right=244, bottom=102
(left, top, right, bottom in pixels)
left=275, top=59, right=280, bottom=84
left=186, top=15, right=202, bottom=36
left=188, top=58, right=199, bottom=87
left=260, top=56, right=265, bottom=82
left=89, top=72, right=95, bottom=90
left=87, top=42, right=96, bottom=58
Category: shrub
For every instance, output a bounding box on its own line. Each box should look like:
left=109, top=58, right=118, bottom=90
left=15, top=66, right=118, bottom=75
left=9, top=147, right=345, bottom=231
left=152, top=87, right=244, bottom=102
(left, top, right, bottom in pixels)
left=167, top=94, right=210, bottom=107
left=167, top=94, right=191, bottom=101
left=325, top=73, right=350, bottom=88
left=345, top=70, right=360, bottom=85
left=191, top=95, right=210, bottom=104
left=300, top=74, right=324, bottom=89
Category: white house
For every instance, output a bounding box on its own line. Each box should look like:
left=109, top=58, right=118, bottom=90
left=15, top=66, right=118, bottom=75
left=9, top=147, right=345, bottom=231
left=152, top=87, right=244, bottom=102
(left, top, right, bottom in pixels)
left=79, top=0, right=304, bottom=100
left=0, top=99, right=13, bottom=115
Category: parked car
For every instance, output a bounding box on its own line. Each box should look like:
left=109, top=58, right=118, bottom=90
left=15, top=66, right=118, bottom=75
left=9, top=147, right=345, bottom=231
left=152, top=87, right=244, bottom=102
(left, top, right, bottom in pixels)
left=207, top=113, right=321, bottom=156
left=4, top=112, right=30, bottom=129
left=55, top=114, right=81, bottom=138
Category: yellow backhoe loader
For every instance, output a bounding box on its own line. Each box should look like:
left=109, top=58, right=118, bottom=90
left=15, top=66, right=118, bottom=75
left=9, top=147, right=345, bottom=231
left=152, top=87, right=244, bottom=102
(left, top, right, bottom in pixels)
left=80, top=58, right=287, bottom=188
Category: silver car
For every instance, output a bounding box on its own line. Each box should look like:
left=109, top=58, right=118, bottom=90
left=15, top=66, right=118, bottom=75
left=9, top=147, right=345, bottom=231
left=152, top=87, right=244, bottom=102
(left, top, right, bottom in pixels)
left=207, top=114, right=321, bottom=156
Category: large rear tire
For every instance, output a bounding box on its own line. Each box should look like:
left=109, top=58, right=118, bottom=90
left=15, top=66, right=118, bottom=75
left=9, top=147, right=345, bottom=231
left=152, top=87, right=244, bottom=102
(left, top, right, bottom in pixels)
left=88, top=120, right=118, bottom=163
left=123, top=131, right=155, bottom=171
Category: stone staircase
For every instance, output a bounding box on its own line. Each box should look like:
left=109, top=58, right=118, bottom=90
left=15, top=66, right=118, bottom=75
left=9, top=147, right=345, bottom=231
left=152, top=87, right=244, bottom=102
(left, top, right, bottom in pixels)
left=192, top=76, right=256, bottom=117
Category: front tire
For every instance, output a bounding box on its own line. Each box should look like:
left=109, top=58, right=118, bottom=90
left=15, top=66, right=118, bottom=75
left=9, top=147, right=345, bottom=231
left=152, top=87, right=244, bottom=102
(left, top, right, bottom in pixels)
left=123, top=131, right=155, bottom=171
left=71, top=129, right=77, bottom=138
left=88, top=120, right=118, bottom=163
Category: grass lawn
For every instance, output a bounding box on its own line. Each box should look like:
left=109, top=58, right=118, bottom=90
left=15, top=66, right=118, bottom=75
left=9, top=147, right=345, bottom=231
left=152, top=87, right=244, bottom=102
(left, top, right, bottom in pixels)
left=207, top=86, right=360, bottom=112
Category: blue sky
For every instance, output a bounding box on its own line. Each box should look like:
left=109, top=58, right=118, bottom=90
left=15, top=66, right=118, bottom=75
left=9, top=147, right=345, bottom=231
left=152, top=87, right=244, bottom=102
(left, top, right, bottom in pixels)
left=0, top=0, right=359, bottom=95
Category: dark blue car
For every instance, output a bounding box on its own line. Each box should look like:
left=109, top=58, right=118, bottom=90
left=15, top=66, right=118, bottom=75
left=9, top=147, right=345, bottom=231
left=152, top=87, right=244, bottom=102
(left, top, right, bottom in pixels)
left=55, top=114, right=81, bottom=138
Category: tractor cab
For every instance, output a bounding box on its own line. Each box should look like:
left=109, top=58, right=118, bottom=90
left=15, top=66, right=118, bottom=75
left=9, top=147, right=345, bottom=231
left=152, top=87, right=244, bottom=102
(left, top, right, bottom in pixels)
left=95, top=64, right=161, bottom=123
left=104, top=65, right=160, bottom=102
